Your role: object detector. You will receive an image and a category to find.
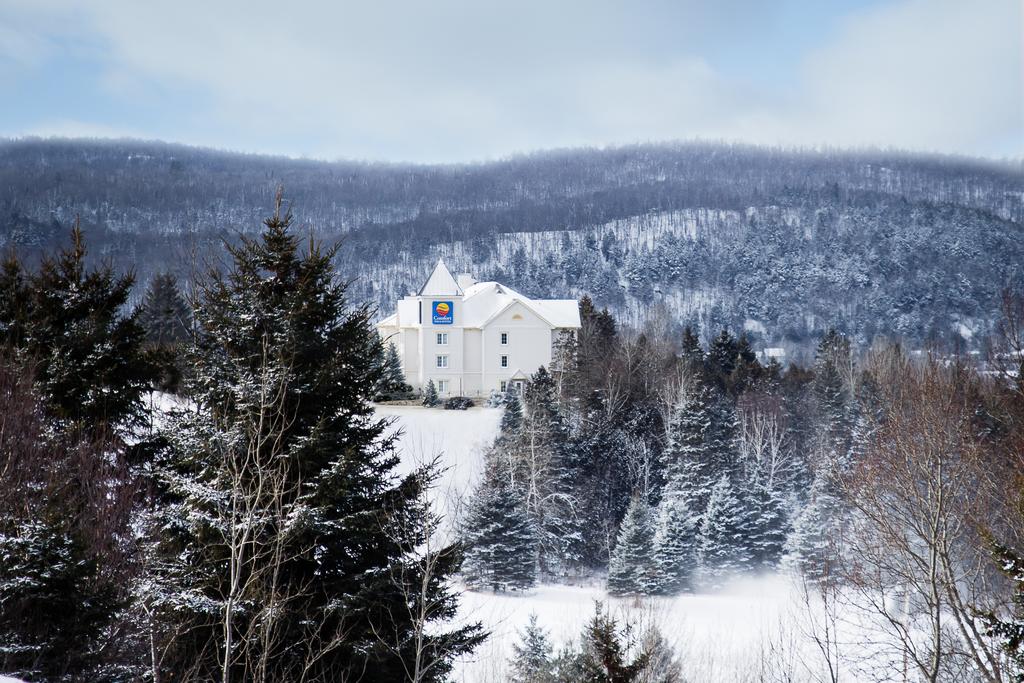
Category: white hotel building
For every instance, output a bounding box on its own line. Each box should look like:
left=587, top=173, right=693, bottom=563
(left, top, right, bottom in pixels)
left=376, top=260, right=581, bottom=396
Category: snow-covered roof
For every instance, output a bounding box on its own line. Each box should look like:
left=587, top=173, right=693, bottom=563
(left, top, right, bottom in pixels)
left=460, top=281, right=580, bottom=329
left=377, top=264, right=581, bottom=330
left=418, top=259, right=463, bottom=296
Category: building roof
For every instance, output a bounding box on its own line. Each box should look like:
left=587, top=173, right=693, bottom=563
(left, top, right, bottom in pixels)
left=461, top=281, right=580, bottom=329
left=418, top=259, right=463, bottom=296
left=378, top=262, right=581, bottom=330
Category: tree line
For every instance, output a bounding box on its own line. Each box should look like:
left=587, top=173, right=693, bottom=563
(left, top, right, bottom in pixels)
left=462, top=292, right=1024, bottom=681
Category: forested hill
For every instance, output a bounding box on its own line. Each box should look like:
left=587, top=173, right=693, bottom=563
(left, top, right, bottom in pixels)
left=1, top=137, right=1021, bottom=351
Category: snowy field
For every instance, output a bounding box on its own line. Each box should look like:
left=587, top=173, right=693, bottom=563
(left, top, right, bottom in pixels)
left=377, top=404, right=502, bottom=531
left=378, top=404, right=851, bottom=683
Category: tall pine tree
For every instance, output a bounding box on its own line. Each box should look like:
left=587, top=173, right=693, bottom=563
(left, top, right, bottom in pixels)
left=608, top=495, right=659, bottom=595
left=462, top=457, right=538, bottom=592
left=137, top=195, right=482, bottom=681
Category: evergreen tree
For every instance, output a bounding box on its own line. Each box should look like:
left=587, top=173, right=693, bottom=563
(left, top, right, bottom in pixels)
left=562, top=603, right=650, bottom=683
left=659, top=380, right=738, bottom=514
left=501, top=389, right=524, bottom=435
left=137, top=272, right=191, bottom=346
left=0, top=227, right=155, bottom=680
left=568, top=390, right=635, bottom=569
left=660, top=382, right=713, bottom=500
left=376, top=341, right=407, bottom=395
left=510, top=614, right=557, bottom=683
left=697, top=475, right=746, bottom=588
left=652, top=490, right=698, bottom=594
left=608, top=495, right=659, bottom=595
left=518, top=366, right=582, bottom=573
left=462, top=460, right=538, bottom=592
left=679, top=325, right=703, bottom=374
left=138, top=196, right=482, bottom=681
left=811, top=329, right=854, bottom=471
left=0, top=362, right=127, bottom=681
left=738, top=480, right=788, bottom=571
left=706, top=329, right=739, bottom=389
left=782, top=473, right=844, bottom=582
left=423, top=378, right=440, bottom=406
left=980, top=540, right=1024, bottom=680
left=0, top=223, right=154, bottom=434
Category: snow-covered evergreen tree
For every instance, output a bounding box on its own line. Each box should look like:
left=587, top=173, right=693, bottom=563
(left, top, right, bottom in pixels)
left=697, top=475, right=746, bottom=588
left=608, top=495, right=659, bottom=595
left=516, top=366, right=582, bottom=574
left=561, top=602, right=651, bottom=682
left=783, top=473, right=844, bottom=582
left=510, top=614, right=556, bottom=683
left=423, top=378, right=440, bottom=406
left=501, top=389, right=524, bottom=435
left=652, top=490, right=698, bottom=594
left=659, top=382, right=715, bottom=509
left=737, top=480, right=788, bottom=571
left=462, top=460, right=537, bottom=592
left=0, top=223, right=154, bottom=433
left=0, top=228, right=154, bottom=680
left=137, top=196, right=482, bottom=681
left=980, top=540, right=1024, bottom=679
left=811, top=329, right=854, bottom=471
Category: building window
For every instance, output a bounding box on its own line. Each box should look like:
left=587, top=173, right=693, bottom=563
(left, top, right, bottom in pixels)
left=436, top=332, right=448, bottom=345
left=436, top=355, right=448, bottom=368
left=500, top=332, right=508, bottom=345
left=500, top=355, right=508, bottom=368
left=438, top=380, right=448, bottom=393
left=500, top=380, right=508, bottom=392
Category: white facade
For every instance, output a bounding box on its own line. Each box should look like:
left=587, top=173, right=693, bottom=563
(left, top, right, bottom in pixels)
left=376, top=259, right=581, bottom=397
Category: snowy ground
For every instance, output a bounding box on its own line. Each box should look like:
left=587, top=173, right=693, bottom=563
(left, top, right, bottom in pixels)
left=378, top=404, right=852, bottom=682
left=376, top=403, right=502, bottom=531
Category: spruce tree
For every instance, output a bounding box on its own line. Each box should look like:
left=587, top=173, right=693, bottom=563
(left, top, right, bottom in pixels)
left=706, top=329, right=739, bottom=388
left=501, top=389, right=524, bottom=435
left=738, top=480, right=787, bottom=571
left=376, top=341, right=407, bottom=395
left=980, top=540, right=1024, bottom=678
left=563, top=603, right=650, bottom=683
left=782, top=473, right=844, bottom=582
left=137, top=272, right=191, bottom=346
left=679, top=325, right=703, bottom=375
left=138, top=195, right=482, bottom=681
left=811, top=329, right=854, bottom=471
left=659, top=381, right=715, bottom=512
left=608, top=495, right=659, bottom=595
left=462, top=460, right=538, bottom=592
left=0, top=362, right=125, bottom=681
left=697, top=475, right=745, bottom=589
left=0, top=227, right=154, bottom=680
left=423, top=378, right=440, bottom=406
left=518, top=366, right=582, bottom=573
left=510, top=614, right=557, bottom=683
left=652, top=490, right=698, bottom=594
left=0, top=223, right=154, bottom=434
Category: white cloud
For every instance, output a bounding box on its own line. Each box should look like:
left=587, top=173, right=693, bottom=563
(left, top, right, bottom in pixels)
left=1, top=0, right=1020, bottom=161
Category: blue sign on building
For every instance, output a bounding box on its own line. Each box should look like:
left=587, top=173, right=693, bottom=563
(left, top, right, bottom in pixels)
left=432, top=300, right=453, bottom=325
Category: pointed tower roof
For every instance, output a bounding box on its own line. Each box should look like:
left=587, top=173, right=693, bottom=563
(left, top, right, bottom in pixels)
left=418, top=258, right=463, bottom=296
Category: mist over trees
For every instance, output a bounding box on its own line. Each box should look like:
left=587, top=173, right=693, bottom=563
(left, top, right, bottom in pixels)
left=1, top=138, right=1021, bottom=352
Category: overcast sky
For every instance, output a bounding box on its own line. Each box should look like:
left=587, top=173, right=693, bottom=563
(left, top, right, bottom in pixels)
left=0, top=0, right=1020, bottom=163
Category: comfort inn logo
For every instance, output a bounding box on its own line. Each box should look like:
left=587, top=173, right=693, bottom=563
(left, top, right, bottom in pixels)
left=432, top=300, right=453, bottom=325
